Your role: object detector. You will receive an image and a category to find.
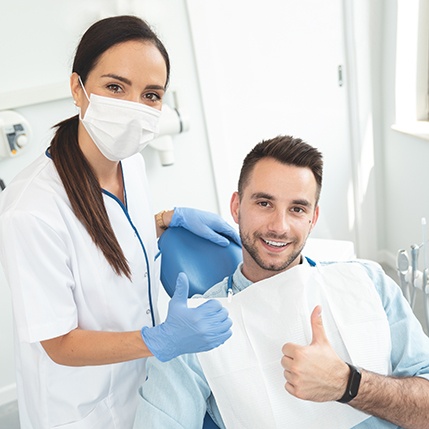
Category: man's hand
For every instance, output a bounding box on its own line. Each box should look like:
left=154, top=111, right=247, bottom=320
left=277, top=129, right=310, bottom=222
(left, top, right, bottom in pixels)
left=281, top=305, right=349, bottom=402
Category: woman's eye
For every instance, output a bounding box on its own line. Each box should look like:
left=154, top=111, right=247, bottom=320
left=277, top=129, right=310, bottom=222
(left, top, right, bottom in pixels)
left=107, top=84, right=123, bottom=93
left=143, top=92, right=162, bottom=102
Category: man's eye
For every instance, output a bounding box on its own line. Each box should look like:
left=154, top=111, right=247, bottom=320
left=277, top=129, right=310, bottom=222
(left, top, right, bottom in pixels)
left=292, top=207, right=304, bottom=213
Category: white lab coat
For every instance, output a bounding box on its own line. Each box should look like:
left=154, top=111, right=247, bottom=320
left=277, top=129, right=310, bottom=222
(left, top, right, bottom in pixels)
left=0, top=152, right=160, bottom=429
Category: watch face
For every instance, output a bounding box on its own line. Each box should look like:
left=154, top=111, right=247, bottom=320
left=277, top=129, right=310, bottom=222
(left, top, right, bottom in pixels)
left=348, top=366, right=361, bottom=395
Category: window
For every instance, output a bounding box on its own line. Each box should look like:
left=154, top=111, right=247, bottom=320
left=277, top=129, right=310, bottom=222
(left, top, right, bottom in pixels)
left=392, top=0, right=429, bottom=139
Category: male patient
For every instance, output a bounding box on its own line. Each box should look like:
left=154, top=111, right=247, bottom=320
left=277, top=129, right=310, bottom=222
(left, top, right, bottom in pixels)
left=134, top=136, right=429, bottom=428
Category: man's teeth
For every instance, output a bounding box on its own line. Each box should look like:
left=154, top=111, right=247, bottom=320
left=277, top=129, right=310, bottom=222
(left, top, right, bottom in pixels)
left=264, top=239, right=287, bottom=247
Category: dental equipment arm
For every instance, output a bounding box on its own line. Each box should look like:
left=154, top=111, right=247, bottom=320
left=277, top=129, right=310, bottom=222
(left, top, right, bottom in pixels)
left=423, top=268, right=429, bottom=333
left=397, top=249, right=410, bottom=301
left=410, top=244, right=420, bottom=308
left=421, top=218, right=429, bottom=332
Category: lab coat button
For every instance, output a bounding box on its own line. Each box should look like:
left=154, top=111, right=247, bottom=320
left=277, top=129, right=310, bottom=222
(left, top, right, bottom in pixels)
left=146, top=309, right=151, bottom=315
left=144, top=272, right=148, bottom=277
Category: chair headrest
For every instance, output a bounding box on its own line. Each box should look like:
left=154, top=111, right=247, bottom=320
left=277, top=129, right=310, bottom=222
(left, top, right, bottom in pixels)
left=158, top=227, right=242, bottom=298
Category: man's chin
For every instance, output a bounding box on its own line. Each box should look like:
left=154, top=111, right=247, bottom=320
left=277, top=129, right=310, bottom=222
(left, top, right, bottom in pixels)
left=272, top=249, right=304, bottom=268
left=259, top=258, right=299, bottom=273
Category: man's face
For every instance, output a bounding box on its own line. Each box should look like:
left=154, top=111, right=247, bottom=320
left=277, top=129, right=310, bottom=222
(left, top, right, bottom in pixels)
left=231, top=158, right=319, bottom=283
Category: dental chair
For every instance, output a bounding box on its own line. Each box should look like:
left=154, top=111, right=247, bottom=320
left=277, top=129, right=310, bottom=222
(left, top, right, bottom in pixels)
left=158, top=226, right=242, bottom=429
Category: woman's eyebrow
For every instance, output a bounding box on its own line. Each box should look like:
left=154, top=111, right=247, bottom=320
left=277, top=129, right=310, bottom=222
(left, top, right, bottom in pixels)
left=101, top=74, right=166, bottom=91
left=101, top=73, right=132, bottom=85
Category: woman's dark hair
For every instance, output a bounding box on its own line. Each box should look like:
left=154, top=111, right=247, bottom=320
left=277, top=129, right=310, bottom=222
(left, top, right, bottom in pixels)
left=238, top=135, right=324, bottom=203
left=50, top=16, right=170, bottom=279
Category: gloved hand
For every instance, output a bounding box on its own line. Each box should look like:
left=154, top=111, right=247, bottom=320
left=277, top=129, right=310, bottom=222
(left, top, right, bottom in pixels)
left=170, top=207, right=241, bottom=247
left=141, top=272, right=232, bottom=362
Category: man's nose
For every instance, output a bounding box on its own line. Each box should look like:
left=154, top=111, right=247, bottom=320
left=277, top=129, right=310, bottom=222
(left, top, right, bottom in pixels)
left=267, top=210, right=291, bottom=234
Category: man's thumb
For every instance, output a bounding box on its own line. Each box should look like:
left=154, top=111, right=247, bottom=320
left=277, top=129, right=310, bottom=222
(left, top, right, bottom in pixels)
left=310, top=305, right=327, bottom=345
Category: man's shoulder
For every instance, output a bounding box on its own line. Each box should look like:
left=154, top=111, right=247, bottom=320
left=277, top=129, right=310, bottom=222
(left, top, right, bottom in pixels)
left=200, top=277, right=229, bottom=298
left=320, top=259, right=383, bottom=274
left=319, top=259, right=390, bottom=290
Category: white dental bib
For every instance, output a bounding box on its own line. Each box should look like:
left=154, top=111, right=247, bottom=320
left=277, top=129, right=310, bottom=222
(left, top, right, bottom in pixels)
left=191, top=261, right=392, bottom=429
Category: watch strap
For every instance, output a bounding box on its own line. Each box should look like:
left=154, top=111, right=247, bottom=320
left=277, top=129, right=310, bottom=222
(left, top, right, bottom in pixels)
left=337, top=363, right=362, bottom=403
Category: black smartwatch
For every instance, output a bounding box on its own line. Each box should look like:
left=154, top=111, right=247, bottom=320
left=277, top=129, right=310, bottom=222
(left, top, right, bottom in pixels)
left=337, top=363, right=361, bottom=403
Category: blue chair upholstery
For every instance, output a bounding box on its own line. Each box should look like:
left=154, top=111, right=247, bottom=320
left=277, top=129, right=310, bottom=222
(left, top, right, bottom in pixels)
left=158, top=226, right=242, bottom=298
left=158, top=226, right=242, bottom=428
left=203, top=412, right=219, bottom=429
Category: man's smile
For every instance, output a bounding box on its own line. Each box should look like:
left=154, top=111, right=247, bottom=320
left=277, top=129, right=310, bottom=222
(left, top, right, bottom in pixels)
left=262, top=238, right=288, bottom=248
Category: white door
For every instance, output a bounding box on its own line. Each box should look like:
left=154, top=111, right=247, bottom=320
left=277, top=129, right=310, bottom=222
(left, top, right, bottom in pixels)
left=186, top=0, right=356, bottom=244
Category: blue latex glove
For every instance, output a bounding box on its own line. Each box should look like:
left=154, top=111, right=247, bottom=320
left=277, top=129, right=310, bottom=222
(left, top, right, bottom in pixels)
left=141, top=272, right=232, bottom=362
left=170, top=207, right=241, bottom=247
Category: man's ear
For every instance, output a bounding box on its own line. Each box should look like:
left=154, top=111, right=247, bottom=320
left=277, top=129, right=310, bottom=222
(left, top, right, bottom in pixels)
left=310, top=205, right=320, bottom=231
left=230, top=192, right=240, bottom=225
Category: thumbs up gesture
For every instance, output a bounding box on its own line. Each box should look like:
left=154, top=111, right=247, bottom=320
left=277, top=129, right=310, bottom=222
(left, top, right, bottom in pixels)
left=281, top=305, right=350, bottom=402
left=141, top=272, right=232, bottom=362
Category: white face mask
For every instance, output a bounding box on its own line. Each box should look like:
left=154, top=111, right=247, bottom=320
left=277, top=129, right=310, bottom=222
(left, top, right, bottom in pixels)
left=78, top=77, right=161, bottom=161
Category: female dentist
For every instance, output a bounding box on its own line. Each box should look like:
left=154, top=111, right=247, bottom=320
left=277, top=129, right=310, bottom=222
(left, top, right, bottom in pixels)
left=0, top=15, right=235, bottom=429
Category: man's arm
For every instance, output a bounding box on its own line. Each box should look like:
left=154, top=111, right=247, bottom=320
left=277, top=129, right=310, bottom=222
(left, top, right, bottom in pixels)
left=281, top=306, right=429, bottom=429
left=350, top=370, right=429, bottom=429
